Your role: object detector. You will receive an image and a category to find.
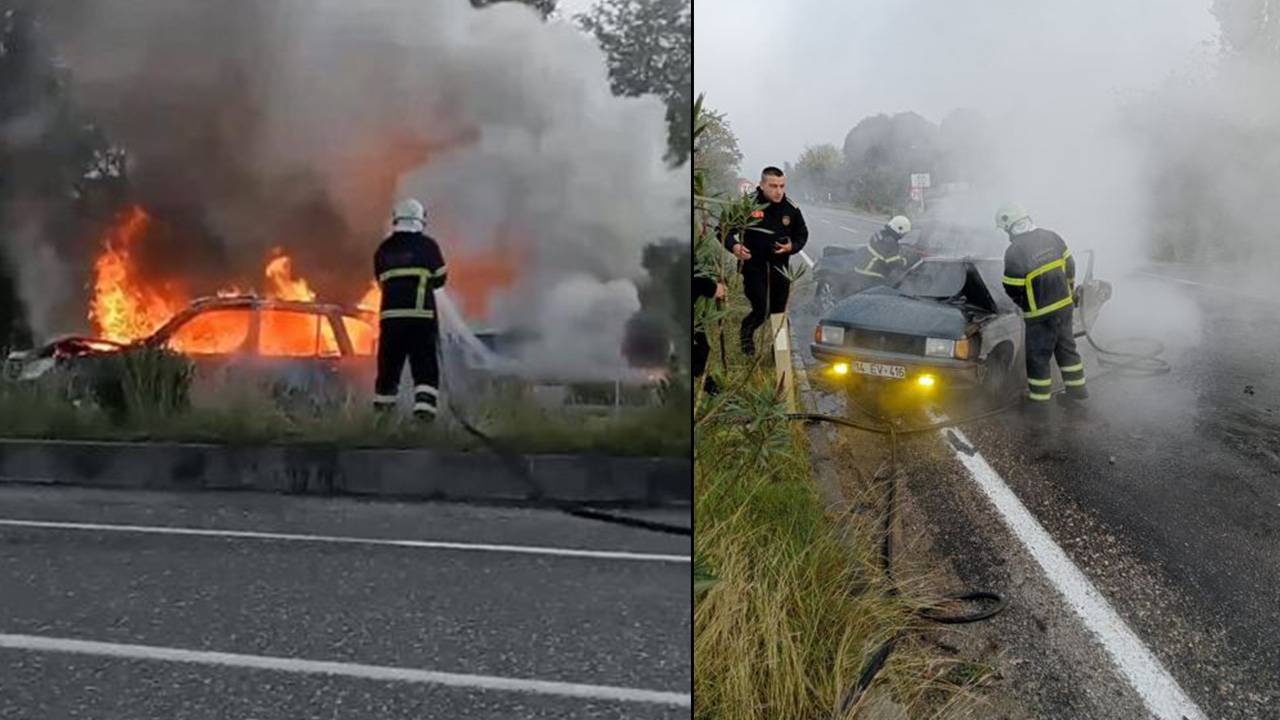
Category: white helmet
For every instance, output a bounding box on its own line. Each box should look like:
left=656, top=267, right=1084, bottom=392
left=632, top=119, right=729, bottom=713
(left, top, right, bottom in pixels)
left=995, top=204, right=1030, bottom=232
left=392, top=198, right=426, bottom=232
left=887, top=215, right=911, bottom=236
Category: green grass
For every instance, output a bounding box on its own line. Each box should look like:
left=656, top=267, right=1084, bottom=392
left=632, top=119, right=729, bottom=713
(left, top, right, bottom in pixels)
left=0, top=360, right=689, bottom=457
left=693, top=273, right=993, bottom=719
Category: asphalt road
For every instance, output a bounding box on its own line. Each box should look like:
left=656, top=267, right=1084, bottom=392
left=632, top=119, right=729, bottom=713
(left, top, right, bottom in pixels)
left=791, top=213, right=1280, bottom=718
left=0, top=487, right=691, bottom=719
left=794, top=203, right=884, bottom=262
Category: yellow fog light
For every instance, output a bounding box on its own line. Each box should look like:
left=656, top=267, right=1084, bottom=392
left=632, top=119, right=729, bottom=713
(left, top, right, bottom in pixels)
left=916, top=374, right=937, bottom=388
left=831, top=362, right=850, bottom=376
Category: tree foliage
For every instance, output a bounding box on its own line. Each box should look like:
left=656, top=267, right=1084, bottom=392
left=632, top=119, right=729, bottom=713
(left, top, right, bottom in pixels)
left=0, top=3, right=127, bottom=346
left=470, top=0, right=558, bottom=20
left=839, top=111, right=939, bottom=212
left=577, top=0, right=691, bottom=165
left=789, top=143, right=841, bottom=201
left=692, top=103, right=742, bottom=196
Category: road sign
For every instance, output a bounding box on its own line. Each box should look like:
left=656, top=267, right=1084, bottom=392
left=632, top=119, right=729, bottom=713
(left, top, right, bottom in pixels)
left=910, top=173, right=931, bottom=189
left=910, top=187, right=923, bottom=201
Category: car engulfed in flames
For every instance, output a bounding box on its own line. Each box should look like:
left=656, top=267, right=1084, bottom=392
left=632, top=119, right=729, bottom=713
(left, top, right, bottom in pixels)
left=4, top=204, right=672, bottom=405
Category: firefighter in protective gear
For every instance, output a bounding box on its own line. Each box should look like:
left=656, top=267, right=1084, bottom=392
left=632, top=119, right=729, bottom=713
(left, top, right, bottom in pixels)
left=997, top=204, right=1087, bottom=407
left=373, top=198, right=448, bottom=420
left=722, top=166, right=808, bottom=356
left=854, top=215, right=912, bottom=281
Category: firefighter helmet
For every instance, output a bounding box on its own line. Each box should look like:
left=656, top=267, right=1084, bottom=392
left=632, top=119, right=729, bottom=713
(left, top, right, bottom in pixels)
left=995, top=204, right=1030, bottom=232
left=887, top=215, right=911, bottom=236
left=392, top=198, right=426, bottom=232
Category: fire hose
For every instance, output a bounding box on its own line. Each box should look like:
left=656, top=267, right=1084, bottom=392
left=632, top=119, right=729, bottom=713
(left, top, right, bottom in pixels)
left=428, top=292, right=689, bottom=536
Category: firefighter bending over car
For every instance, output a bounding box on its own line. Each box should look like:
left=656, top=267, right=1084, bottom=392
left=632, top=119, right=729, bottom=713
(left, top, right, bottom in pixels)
left=997, top=204, right=1087, bottom=412
left=372, top=198, right=448, bottom=421
left=854, top=215, right=913, bottom=282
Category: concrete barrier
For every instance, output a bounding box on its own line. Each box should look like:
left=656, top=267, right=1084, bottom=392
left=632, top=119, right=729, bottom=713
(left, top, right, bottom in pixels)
left=0, top=439, right=690, bottom=506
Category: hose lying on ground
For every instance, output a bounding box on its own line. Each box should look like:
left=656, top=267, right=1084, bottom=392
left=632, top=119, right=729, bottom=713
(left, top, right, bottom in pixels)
left=791, top=406, right=1007, bottom=715
left=446, top=395, right=692, bottom=537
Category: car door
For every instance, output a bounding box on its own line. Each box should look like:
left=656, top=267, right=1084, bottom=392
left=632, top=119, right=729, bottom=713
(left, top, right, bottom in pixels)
left=1071, top=250, right=1112, bottom=337
left=159, top=305, right=256, bottom=384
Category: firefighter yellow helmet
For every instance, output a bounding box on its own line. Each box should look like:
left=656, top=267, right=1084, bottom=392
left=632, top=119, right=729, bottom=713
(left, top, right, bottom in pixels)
left=887, top=215, right=911, bottom=236
left=392, top=198, right=426, bottom=231
left=995, top=204, right=1030, bottom=232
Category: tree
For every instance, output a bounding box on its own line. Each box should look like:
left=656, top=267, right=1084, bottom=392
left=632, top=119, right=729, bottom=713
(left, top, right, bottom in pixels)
left=577, top=0, right=692, bottom=165
left=0, top=2, right=123, bottom=344
left=791, top=143, right=841, bottom=201
left=839, top=112, right=939, bottom=212
left=470, top=0, right=558, bottom=20
left=692, top=104, right=741, bottom=196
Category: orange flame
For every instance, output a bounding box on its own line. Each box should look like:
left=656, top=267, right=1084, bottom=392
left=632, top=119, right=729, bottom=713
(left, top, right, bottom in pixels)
left=265, top=251, right=316, bottom=302
left=89, top=206, right=183, bottom=343
left=87, top=206, right=519, bottom=359
left=357, top=281, right=381, bottom=313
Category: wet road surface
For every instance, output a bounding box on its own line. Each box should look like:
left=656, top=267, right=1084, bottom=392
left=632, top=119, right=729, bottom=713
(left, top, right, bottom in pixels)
left=0, top=487, right=691, bottom=719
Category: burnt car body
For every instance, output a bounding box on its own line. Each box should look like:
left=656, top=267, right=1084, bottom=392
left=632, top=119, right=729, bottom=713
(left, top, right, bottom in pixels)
left=809, top=251, right=1111, bottom=402
left=5, top=296, right=379, bottom=401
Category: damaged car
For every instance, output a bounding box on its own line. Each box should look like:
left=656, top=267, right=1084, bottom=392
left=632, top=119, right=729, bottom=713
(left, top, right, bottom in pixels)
left=4, top=295, right=379, bottom=402
left=809, top=250, right=1111, bottom=407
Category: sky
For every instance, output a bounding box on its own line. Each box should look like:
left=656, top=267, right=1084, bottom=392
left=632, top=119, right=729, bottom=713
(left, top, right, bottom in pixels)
left=694, top=0, right=1219, bottom=177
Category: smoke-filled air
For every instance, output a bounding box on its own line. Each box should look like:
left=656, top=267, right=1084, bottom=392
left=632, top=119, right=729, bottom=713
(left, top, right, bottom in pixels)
left=3, top=0, right=685, bottom=378
left=699, top=0, right=1280, bottom=352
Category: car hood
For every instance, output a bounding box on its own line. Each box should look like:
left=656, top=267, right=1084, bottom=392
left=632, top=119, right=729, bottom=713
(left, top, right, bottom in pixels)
left=823, top=286, right=969, bottom=340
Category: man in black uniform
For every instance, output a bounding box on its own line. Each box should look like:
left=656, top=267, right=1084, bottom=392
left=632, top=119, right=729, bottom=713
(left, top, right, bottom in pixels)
left=723, top=166, right=808, bottom=356
left=373, top=198, right=448, bottom=420
left=997, top=204, right=1086, bottom=413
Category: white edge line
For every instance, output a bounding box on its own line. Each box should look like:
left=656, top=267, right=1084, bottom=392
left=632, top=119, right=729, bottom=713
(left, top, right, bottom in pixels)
left=0, top=519, right=689, bottom=564
left=838, top=225, right=863, bottom=234
left=0, top=633, right=690, bottom=708
left=1132, top=269, right=1204, bottom=287
left=821, top=218, right=832, bottom=224
left=937, top=425, right=1207, bottom=720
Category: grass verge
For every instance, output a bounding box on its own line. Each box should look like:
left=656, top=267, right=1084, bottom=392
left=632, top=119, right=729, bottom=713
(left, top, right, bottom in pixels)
left=0, top=351, right=689, bottom=457
left=693, top=273, right=991, bottom=718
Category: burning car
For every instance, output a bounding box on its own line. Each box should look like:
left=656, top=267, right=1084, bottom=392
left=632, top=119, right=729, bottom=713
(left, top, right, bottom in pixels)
left=809, top=250, right=1111, bottom=406
left=5, top=295, right=380, bottom=399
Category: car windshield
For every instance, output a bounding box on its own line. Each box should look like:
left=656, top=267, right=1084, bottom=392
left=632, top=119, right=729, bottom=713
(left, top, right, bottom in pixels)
left=895, top=260, right=970, bottom=297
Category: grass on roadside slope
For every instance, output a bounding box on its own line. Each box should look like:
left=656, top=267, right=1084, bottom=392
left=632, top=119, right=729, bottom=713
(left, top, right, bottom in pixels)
left=0, top=372, right=690, bottom=457
left=693, top=275, right=991, bottom=719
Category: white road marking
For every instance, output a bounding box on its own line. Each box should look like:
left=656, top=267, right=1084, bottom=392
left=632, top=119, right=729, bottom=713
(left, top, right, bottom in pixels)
left=821, top=218, right=832, bottom=225
left=1133, top=269, right=1277, bottom=304
left=0, top=519, right=689, bottom=564
left=838, top=225, right=865, bottom=235
left=935, top=424, right=1207, bottom=720
left=1132, top=270, right=1209, bottom=288
left=0, top=633, right=690, bottom=707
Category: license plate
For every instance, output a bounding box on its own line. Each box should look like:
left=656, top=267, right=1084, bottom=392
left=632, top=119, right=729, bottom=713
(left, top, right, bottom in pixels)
left=851, top=361, right=906, bottom=379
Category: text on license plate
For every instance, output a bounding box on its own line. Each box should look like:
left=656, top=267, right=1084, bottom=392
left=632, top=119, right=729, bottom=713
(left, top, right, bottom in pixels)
left=852, top=361, right=906, bottom=379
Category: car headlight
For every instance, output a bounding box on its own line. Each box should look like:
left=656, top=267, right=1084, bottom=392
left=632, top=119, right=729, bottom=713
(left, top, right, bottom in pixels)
left=924, top=338, right=955, bottom=358
left=819, top=324, right=845, bottom=345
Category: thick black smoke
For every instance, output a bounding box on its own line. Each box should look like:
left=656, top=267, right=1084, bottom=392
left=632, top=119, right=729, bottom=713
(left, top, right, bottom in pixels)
left=19, top=0, right=686, bottom=376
